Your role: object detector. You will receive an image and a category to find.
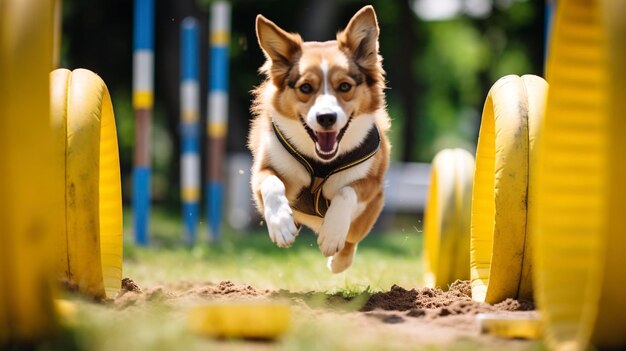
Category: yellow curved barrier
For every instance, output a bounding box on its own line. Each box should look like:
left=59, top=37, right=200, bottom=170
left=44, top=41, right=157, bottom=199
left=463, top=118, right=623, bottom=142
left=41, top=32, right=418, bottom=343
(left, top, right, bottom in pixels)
left=470, top=74, right=547, bottom=303
left=533, top=1, right=626, bottom=350
left=477, top=313, right=542, bottom=340
left=50, top=68, right=123, bottom=300
left=424, top=148, right=475, bottom=289
left=188, top=302, right=291, bottom=339
left=0, top=0, right=59, bottom=343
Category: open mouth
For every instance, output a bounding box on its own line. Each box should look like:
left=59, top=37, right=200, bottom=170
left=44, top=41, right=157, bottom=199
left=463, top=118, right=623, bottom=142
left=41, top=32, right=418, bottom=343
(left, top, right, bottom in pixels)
left=314, top=131, right=338, bottom=160
left=299, top=115, right=352, bottom=161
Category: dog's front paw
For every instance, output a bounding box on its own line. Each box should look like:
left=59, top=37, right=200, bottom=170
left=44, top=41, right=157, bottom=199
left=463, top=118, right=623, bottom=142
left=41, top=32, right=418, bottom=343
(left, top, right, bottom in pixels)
left=317, top=224, right=347, bottom=257
left=317, top=187, right=355, bottom=257
left=261, top=175, right=299, bottom=248
left=265, top=199, right=299, bottom=248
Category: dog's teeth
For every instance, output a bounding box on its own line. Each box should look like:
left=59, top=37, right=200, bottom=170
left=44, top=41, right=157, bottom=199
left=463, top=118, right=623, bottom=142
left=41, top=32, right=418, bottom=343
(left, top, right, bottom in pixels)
left=315, top=143, right=339, bottom=159
left=316, top=144, right=336, bottom=153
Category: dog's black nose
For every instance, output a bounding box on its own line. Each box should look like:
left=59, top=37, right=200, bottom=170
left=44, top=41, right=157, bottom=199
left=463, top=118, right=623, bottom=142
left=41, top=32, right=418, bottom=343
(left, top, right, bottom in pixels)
left=316, top=113, right=337, bottom=128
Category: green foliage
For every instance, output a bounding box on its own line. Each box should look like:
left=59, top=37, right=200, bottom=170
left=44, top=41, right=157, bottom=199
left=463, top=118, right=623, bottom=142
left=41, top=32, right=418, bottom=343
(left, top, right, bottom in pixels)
left=412, top=1, right=543, bottom=162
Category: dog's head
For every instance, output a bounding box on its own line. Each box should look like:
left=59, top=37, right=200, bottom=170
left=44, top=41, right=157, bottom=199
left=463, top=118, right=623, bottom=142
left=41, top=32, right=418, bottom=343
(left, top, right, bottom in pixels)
left=256, top=6, right=385, bottom=161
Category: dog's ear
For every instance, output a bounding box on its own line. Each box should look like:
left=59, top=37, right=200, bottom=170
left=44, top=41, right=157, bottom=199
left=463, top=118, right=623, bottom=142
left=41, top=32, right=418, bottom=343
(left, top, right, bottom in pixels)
left=256, top=15, right=302, bottom=69
left=337, top=6, right=380, bottom=72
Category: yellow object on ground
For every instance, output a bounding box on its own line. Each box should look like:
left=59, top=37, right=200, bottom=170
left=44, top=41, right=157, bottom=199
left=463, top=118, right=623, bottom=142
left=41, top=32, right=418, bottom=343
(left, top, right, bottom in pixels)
left=477, top=312, right=542, bottom=339
left=533, top=1, right=626, bottom=350
left=424, top=148, right=475, bottom=289
left=50, top=68, right=124, bottom=300
left=0, top=0, right=60, bottom=343
left=54, top=300, right=77, bottom=326
left=470, top=74, right=548, bottom=304
left=188, top=302, right=291, bottom=339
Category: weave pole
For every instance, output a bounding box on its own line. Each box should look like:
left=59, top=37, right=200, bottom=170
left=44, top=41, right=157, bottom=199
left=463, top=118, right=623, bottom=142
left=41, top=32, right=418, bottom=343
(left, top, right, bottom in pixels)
left=206, top=1, right=231, bottom=241
left=180, top=17, right=201, bottom=244
left=132, top=0, right=154, bottom=245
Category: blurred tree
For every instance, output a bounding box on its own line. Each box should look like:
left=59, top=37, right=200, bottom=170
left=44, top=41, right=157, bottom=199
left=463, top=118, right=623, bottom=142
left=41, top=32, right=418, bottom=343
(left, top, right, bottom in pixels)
left=409, top=0, right=544, bottom=160
left=379, top=0, right=422, bottom=162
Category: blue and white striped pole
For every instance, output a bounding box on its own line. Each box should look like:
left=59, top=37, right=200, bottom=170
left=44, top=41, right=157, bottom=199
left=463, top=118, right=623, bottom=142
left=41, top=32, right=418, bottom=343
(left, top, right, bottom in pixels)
left=180, top=17, right=201, bottom=244
left=206, top=1, right=231, bottom=241
left=132, top=0, right=154, bottom=245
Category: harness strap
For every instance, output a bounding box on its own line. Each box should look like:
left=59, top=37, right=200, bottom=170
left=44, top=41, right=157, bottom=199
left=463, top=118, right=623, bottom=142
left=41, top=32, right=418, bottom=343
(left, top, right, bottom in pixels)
left=272, top=122, right=381, bottom=217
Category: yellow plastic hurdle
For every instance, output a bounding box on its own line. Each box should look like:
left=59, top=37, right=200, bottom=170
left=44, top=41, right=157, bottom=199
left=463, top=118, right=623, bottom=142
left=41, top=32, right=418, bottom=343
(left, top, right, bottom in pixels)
left=423, top=148, right=475, bottom=289
left=470, top=74, right=548, bottom=303
left=533, top=1, right=626, bottom=350
left=0, top=0, right=60, bottom=343
left=1, top=0, right=123, bottom=344
left=51, top=68, right=124, bottom=300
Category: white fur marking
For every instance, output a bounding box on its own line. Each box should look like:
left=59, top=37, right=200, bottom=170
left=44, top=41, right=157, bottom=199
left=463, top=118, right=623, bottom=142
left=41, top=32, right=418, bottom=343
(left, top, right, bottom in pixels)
left=317, top=186, right=357, bottom=256
left=305, top=59, right=349, bottom=134
left=261, top=175, right=299, bottom=248
left=321, top=59, right=329, bottom=94
left=306, top=94, right=347, bottom=132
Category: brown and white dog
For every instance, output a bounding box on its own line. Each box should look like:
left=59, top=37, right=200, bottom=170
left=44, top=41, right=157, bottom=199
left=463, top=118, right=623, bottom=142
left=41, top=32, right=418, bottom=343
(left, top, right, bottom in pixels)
left=248, top=6, right=391, bottom=273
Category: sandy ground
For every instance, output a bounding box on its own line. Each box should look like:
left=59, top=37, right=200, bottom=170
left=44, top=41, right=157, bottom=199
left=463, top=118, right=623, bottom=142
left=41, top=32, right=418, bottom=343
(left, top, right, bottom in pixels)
left=112, top=279, right=541, bottom=350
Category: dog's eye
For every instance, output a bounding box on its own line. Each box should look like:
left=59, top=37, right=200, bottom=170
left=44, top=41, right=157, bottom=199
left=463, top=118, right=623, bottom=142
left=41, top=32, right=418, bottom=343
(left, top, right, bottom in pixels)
left=299, top=83, right=313, bottom=94
left=338, top=82, right=352, bottom=93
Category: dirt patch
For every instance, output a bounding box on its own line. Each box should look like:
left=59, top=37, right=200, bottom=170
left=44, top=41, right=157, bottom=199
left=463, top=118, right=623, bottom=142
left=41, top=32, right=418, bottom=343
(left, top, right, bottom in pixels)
left=59, top=277, right=80, bottom=293
left=114, top=278, right=533, bottom=318
left=121, top=277, right=141, bottom=293
left=360, top=280, right=533, bottom=320
left=114, top=280, right=271, bottom=309
left=181, top=281, right=270, bottom=298
left=111, top=279, right=539, bottom=349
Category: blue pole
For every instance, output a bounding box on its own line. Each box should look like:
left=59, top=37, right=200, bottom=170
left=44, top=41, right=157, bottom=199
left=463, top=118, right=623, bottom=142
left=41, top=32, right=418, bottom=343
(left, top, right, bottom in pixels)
left=180, top=17, right=201, bottom=244
left=132, top=0, right=154, bottom=245
left=206, top=1, right=231, bottom=241
left=544, top=0, right=555, bottom=72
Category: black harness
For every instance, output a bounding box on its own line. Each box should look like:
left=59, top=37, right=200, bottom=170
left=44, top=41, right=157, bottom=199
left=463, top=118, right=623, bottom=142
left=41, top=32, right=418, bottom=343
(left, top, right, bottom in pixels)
left=272, top=122, right=381, bottom=217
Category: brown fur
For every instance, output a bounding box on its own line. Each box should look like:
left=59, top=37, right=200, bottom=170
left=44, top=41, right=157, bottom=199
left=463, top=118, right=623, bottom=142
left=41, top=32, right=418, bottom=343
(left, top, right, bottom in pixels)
left=248, top=6, right=391, bottom=270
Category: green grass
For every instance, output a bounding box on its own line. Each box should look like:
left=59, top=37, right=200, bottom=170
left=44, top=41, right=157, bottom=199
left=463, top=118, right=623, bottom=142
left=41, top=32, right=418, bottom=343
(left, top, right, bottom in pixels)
left=123, top=209, right=424, bottom=294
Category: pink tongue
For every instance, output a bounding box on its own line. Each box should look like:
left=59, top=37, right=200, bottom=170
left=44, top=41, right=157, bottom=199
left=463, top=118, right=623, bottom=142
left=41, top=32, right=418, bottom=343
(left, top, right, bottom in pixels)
left=316, top=132, right=337, bottom=152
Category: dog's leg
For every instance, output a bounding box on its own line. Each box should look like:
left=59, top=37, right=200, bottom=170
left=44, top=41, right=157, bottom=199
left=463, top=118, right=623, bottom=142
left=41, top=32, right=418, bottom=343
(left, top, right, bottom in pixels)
left=318, top=186, right=357, bottom=257
left=260, top=174, right=299, bottom=248
left=328, top=189, right=384, bottom=273
left=327, top=242, right=357, bottom=273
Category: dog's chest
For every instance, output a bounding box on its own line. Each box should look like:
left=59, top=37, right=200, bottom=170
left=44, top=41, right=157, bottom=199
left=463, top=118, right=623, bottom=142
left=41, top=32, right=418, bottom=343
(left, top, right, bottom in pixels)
left=265, top=130, right=373, bottom=202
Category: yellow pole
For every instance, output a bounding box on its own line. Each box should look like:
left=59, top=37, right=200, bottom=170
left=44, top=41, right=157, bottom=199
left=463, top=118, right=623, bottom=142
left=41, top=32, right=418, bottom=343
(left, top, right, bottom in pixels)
left=0, top=0, right=60, bottom=343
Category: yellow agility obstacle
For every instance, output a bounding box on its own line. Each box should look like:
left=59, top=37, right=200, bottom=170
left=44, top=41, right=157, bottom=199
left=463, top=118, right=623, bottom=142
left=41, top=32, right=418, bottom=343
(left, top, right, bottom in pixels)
left=51, top=68, right=124, bottom=300
left=533, top=0, right=626, bottom=350
left=188, top=302, right=291, bottom=339
left=1, top=0, right=123, bottom=343
left=470, top=74, right=548, bottom=304
left=423, top=148, right=475, bottom=289
left=0, top=0, right=60, bottom=343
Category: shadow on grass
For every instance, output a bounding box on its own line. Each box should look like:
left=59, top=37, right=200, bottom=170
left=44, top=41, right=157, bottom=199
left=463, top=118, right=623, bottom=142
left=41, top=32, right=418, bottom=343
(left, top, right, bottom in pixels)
left=270, top=288, right=373, bottom=312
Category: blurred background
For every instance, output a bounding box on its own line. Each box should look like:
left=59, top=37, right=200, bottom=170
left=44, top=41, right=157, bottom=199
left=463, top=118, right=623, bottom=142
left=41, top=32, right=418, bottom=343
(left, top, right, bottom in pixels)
left=60, top=0, right=544, bottom=239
